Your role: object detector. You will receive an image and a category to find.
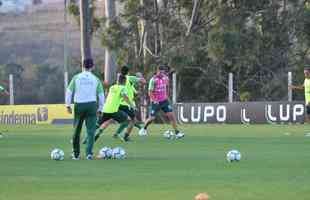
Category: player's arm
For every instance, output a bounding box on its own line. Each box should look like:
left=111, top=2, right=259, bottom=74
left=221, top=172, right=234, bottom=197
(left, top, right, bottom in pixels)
left=127, top=75, right=146, bottom=85
left=148, top=78, right=157, bottom=103
left=288, top=85, right=304, bottom=90
left=96, top=79, right=105, bottom=115
left=121, top=88, right=136, bottom=109
left=65, top=75, right=77, bottom=114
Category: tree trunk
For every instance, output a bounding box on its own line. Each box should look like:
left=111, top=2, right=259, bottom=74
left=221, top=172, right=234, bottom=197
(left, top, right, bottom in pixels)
left=80, top=0, right=93, bottom=65
left=154, top=0, right=160, bottom=56
left=104, top=0, right=117, bottom=84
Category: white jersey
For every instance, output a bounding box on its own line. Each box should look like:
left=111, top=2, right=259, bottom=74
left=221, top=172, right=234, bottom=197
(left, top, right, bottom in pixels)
left=65, top=71, right=104, bottom=111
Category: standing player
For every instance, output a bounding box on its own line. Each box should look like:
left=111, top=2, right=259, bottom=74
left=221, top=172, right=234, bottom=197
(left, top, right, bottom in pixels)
left=139, top=65, right=184, bottom=138
left=289, top=67, right=310, bottom=123
left=87, top=65, right=146, bottom=142
left=96, top=74, right=136, bottom=142
left=65, top=58, right=105, bottom=160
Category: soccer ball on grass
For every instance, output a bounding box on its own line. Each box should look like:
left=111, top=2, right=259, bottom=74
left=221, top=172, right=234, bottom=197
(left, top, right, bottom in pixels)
left=97, top=146, right=113, bottom=159
left=226, top=149, right=241, bottom=162
left=51, top=148, right=65, bottom=161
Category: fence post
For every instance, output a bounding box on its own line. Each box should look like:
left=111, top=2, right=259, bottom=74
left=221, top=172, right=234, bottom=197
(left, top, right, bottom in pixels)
left=9, top=74, right=14, bottom=105
left=64, top=72, right=68, bottom=101
left=172, top=72, right=177, bottom=104
left=288, top=71, right=292, bottom=102
left=228, top=73, right=233, bottom=103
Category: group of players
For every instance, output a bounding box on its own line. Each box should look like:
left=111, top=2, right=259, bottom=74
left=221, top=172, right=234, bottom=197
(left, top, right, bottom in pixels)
left=65, top=58, right=184, bottom=160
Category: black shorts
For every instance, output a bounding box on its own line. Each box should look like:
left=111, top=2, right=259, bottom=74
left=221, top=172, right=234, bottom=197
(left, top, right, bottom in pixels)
left=149, top=99, right=173, bottom=117
left=97, top=110, right=128, bottom=126
left=119, top=105, right=135, bottom=120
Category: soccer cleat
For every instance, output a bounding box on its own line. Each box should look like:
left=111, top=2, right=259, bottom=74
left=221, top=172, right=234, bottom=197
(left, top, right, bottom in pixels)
left=71, top=153, right=80, bottom=160
left=175, top=132, right=185, bottom=139
left=138, top=128, right=148, bottom=136
left=86, top=154, right=93, bottom=160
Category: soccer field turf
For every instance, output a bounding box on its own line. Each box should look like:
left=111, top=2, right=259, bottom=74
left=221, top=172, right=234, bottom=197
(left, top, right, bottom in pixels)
left=0, top=124, right=310, bottom=200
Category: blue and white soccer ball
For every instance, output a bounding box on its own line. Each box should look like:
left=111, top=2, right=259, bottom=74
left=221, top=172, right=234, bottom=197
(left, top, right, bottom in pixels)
left=51, top=148, right=65, bottom=161
left=112, top=147, right=126, bottom=159
left=163, top=130, right=174, bottom=139
left=226, top=150, right=241, bottom=162
left=98, top=146, right=113, bottom=159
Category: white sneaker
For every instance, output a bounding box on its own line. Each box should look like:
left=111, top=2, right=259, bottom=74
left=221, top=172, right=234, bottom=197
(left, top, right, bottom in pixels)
left=71, top=153, right=80, bottom=160
left=175, top=132, right=185, bottom=139
left=138, top=128, right=148, bottom=136
left=86, top=154, right=93, bottom=160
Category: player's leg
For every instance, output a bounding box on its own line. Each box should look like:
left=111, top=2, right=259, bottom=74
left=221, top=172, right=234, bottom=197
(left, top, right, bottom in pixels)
left=72, top=103, right=86, bottom=159
left=306, top=105, right=310, bottom=123
left=114, top=105, right=137, bottom=137
left=113, top=110, right=132, bottom=141
left=162, top=100, right=184, bottom=138
left=84, top=102, right=97, bottom=160
left=140, top=102, right=158, bottom=134
left=94, top=118, right=113, bottom=141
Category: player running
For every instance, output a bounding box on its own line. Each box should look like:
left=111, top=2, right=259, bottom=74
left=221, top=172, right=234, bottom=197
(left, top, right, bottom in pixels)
left=139, top=65, right=184, bottom=138
left=85, top=65, right=146, bottom=143
left=95, top=74, right=136, bottom=142
left=289, top=67, right=310, bottom=123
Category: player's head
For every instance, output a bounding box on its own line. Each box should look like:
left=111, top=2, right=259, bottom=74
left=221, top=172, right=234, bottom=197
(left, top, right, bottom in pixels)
left=121, top=65, right=130, bottom=76
left=135, top=72, right=143, bottom=78
left=304, top=68, right=310, bottom=78
left=83, top=58, right=94, bottom=70
left=117, top=74, right=127, bottom=85
left=157, top=65, right=167, bottom=76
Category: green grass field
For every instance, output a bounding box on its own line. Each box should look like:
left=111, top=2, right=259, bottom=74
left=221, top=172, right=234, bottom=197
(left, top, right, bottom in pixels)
left=0, top=124, right=310, bottom=200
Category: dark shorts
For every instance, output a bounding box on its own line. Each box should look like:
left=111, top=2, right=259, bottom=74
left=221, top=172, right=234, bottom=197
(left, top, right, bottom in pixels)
left=119, top=105, right=135, bottom=120
left=307, top=105, right=310, bottom=115
left=97, top=110, right=128, bottom=126
left=149, top=99, right=173, bottom=117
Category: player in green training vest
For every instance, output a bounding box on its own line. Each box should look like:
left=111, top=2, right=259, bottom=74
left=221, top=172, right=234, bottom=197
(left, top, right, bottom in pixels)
left=65, top=58, right=105, bottom=160
left=86, top=65, right=146, bottom=143
left=96, top=74, right=136, bottom=142
left=289, top=67, right=310, bottom=123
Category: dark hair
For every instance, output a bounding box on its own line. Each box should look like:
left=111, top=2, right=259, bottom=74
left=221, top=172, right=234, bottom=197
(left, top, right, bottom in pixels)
left=83, top=58, right=94, bottom=69
left=121, top=65, right=130, bottom=75
left=118, top=74, right=127, bottom=85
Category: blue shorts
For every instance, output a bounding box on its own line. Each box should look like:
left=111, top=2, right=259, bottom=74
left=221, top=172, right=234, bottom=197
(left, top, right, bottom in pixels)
left=149, top=100, right=173, bottom=117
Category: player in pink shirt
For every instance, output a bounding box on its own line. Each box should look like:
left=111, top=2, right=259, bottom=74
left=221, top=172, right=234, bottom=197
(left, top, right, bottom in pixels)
left=139, top=65, right=184, bottom=139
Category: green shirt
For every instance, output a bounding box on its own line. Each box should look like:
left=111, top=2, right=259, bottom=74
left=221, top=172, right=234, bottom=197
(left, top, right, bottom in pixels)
left=103, top=84, right=127, bottom=113
left=0, top=85, right=4, bottom=92
left=120, top=75, right=139, bottom=107
left=304, top=79, right=310, bottom=104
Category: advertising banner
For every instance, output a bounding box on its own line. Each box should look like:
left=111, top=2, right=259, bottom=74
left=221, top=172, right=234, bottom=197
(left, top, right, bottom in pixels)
left=0, top=104, right=72, bottom=125
left=175, top=101, right=305, bottom=124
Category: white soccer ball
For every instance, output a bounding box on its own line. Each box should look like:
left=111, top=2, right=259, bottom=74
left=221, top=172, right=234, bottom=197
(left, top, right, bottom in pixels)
left=98, top=147, right=113, bottom=159
left=163, top=130, right=174, bottom=139
left=112, top=147, right=126, bottom=159
left=138, top=128, right=148, bottom=136
left=51, top=148, right=65, bottom=161
left=226, top=150, right=241, bottom=162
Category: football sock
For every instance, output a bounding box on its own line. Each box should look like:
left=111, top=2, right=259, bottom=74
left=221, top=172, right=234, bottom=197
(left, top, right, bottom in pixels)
left=115, top=122, right=128, bottom=136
